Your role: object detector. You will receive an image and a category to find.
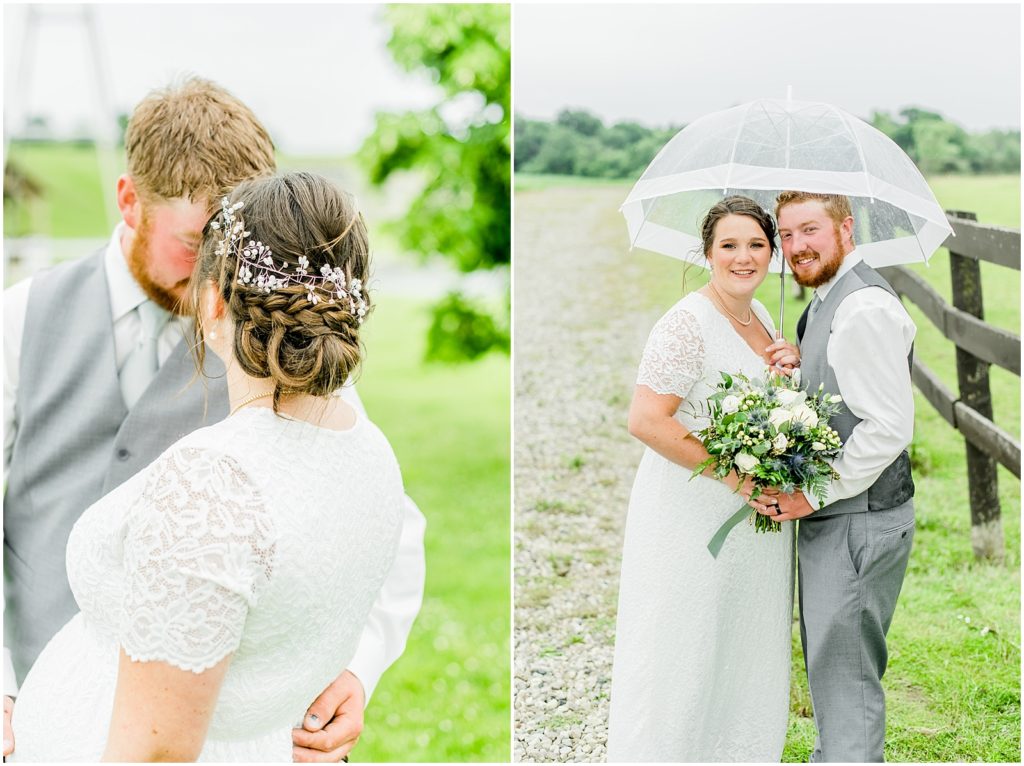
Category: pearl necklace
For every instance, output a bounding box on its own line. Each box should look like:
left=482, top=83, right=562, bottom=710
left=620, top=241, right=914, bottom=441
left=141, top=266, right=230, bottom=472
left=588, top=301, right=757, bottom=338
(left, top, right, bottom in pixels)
left=230, top=392, right=274, bottom=416
left=708, top=282, right=753, bottom=326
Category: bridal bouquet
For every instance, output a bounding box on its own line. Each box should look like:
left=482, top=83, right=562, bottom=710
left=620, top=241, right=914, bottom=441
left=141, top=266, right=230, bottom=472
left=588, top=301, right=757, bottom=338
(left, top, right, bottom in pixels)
left=691, top=369, right=844, bottom=546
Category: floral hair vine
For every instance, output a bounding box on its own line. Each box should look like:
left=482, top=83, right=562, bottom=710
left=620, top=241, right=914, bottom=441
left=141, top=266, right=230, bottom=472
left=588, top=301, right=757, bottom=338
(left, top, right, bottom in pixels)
left=210, top=196, right=368, bottom=324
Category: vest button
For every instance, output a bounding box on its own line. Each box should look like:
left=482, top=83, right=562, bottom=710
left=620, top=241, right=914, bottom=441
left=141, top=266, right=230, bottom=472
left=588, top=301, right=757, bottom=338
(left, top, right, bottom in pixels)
left=116, top=448, right=130, bottom=461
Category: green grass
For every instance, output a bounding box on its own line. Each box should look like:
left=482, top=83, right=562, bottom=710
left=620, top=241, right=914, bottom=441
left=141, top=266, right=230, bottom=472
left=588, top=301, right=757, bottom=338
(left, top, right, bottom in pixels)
left=512, top=172, right=629, bottom=192
left=517, top=176, right=1020, bottom=761
left=354, top=296, right=510, bottom=762
left=4, top=142, right=115, bottom=237
left=925, top=174, right=1021, bottom=229
left=3, top=142, right=399, bottom=240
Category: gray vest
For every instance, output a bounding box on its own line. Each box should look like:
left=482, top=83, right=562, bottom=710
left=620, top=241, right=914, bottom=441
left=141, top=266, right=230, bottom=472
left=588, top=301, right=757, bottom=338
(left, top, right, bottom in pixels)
left=796, top=259, right=915, bottom=518
left=4, top=250, right=228, bottom=682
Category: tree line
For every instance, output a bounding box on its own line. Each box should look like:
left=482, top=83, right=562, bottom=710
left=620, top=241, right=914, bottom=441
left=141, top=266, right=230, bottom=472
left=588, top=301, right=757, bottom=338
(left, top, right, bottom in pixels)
left=516, top=107, right=1021, bottom=179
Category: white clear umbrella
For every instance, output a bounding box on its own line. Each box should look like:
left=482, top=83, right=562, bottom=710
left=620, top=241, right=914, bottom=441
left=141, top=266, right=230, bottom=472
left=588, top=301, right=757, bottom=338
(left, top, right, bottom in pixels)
left=620, top=97, right=954, bottom=274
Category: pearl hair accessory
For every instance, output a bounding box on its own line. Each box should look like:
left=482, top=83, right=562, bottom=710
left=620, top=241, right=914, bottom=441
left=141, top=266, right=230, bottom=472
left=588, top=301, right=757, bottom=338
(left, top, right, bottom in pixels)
left=210, top=196, right=368, bottom=323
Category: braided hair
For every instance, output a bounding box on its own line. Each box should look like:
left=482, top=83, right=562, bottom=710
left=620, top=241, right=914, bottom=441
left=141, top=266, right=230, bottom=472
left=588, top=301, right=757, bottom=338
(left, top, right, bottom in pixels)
left=189, top=172, right=370, bottom=410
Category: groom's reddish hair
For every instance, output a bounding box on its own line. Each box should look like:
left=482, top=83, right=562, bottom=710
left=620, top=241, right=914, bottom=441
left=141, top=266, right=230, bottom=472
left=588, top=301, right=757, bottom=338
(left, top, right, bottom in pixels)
left=124, top=76, right=276, bottom=208
left=775, top=191, right=853, bottom=234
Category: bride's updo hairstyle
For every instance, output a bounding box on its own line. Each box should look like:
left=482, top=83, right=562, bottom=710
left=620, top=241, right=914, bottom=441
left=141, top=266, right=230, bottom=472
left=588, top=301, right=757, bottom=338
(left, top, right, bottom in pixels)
left=699, top=195, right=778, bottom=259
left=190, top=172, right=370, bottom=408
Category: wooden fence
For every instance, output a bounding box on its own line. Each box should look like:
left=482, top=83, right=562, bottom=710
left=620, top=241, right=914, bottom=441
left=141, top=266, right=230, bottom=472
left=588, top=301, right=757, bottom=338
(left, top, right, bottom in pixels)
left=878, top=210, right=1021, bottom=562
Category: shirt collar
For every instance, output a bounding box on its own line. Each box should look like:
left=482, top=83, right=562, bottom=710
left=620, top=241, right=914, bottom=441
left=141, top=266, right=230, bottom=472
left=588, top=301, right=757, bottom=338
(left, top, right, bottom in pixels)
left=814, top=247, right=863, bottom=304
left=104, top=222, right=150, bottom=322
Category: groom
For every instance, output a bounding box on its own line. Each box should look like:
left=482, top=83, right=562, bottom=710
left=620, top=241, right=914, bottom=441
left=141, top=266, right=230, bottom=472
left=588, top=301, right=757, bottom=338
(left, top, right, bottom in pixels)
left=759, top=191, right=916, bottom=762
left=3, top=77, right=426, bottom=761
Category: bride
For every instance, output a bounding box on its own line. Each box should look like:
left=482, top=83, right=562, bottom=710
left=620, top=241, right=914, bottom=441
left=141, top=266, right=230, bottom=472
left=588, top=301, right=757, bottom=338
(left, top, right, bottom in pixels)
left=9, top=172, right=405, bottom=761
left=607, top=196, right=800, bottom=761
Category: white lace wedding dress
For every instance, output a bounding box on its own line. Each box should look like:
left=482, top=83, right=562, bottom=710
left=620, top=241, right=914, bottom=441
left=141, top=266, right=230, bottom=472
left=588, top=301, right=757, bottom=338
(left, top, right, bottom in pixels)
left=607, top=292, right=795, bottom=762
left=10, top=407, right=404, bottom=762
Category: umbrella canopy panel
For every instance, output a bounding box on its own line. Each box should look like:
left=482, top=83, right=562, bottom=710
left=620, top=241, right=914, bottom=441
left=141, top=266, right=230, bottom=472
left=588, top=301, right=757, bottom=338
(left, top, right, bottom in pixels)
left=622, top=99, right=953, bottom=270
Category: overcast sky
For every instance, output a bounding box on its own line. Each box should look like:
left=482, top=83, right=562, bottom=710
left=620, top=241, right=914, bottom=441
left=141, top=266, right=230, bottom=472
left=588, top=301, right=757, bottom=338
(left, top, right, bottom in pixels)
left=3, top=2, right=1018, bottom=155
left=3, top=3, right=442, bottom=154
left=514, top=3, right=1021, bottom=131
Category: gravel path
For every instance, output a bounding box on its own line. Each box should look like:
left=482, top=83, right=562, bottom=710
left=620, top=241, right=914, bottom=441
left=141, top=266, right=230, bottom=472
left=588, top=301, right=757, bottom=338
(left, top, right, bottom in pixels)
left=513, top=185, right=677, bottom=762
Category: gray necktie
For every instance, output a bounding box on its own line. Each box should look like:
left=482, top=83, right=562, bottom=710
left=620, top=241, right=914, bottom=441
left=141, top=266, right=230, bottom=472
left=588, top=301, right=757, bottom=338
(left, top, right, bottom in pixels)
left=808, top=293, right=823, bottom=323
left=120, top=300, right=171, bottom=408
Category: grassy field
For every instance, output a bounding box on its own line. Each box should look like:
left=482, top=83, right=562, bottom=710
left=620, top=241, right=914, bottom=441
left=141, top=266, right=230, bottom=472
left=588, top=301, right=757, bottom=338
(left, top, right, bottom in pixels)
left=357, top=297, right=510, bottom=762
left=516, top=175, right=1020, bottom=762
left=3, top=142, right=409, bottom=245
left=5, top=142, right=113, bottom=237
left=4, top=144, right=512, bottom=762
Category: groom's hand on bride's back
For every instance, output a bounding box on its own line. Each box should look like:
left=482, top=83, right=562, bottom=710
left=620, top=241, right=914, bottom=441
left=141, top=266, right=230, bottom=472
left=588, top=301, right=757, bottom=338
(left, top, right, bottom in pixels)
left=292, top=670, right=365, bottom=762
left=3, top=695, right=13, bottom=757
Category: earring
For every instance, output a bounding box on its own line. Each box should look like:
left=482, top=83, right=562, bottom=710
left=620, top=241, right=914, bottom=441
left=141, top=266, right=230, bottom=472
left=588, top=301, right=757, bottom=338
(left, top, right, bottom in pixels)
left=209, top=329, right=218, bottom=340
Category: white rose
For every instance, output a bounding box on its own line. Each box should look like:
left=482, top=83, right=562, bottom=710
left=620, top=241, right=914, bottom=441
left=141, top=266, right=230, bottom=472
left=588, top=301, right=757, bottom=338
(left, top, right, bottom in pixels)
left=768, top=408, right=793, bottom=429
left=734, top=452, right=760, bottom=472
left=791, top=403, right=819, bottom=428
left=773, top=433, right=789, bottom=452
left=776, top=389, right=803, bottom=408
left=812, top=442, right=826, bottom=450
left=721, top=395, right=741, bottom=414
left=830, top=394, right=844, bottom=403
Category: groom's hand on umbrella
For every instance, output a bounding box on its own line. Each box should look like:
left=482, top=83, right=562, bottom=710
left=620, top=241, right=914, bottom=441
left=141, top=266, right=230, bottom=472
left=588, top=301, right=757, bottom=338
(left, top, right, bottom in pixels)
left=292, top=670, right=364, bottom=762
left=765, top=338, right=800, bottom=376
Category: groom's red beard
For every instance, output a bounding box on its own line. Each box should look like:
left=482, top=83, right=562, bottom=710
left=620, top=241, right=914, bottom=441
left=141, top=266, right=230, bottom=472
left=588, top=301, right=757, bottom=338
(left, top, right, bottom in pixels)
left=789, top=227, right=846, bottom=288
left=126, top=214, right=191, bottom=315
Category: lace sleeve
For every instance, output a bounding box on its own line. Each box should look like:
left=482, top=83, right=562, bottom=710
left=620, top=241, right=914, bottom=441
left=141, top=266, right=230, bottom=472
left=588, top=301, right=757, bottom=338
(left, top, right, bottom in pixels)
left=120, top=447, right=277, bottom=673
left=636, top=305, right=705, bottom=398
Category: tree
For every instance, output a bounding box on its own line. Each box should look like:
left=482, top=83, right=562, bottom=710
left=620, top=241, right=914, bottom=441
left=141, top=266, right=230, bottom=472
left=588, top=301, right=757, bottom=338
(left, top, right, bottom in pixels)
left=359, top=4, right=510, bottom=361
left=513, top=117, right=549, bottom=170
left=556, top=109, right=604, bottom=138
left=604, top=121, right=650, bottom=150
left=911, top=119, right=969, bottom=174
left=521, top=124, right=584, bottom=175
left=871, top=110, right=913, bottom=154
left=964, top=130, right=1021, bottom=173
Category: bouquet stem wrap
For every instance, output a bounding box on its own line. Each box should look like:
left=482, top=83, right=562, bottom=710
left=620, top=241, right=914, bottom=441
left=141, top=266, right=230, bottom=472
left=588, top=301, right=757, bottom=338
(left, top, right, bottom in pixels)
left=707, top=503, right=759, bottom=558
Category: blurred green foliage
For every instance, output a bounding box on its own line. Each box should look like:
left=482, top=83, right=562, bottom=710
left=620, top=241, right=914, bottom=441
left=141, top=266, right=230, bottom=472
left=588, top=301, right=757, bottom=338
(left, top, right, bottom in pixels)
left=427, top=291, right=510, bottom=363
left=517, top=106, right=1021, bottom=180
left=359, top=4, right=510, bottom=362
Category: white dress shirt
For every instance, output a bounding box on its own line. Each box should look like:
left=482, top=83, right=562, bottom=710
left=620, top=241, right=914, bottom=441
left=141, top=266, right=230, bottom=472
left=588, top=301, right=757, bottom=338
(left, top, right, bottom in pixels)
left=3, top=226, right=426, bottom=699
left=806, top=249, right=917, bottom=511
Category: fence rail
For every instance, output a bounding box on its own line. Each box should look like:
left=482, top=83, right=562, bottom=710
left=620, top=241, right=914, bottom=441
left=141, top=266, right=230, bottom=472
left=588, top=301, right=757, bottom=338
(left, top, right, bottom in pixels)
left=880, top=267, right=1020, bottom=375
left=877, top=210, right=1020, bottom=561
left=946, top=218, right=1021, bottom=269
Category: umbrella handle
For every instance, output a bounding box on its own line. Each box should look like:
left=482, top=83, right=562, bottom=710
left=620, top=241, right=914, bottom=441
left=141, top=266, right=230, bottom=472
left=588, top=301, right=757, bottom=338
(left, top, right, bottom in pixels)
left=778, top=257, right=786, bottom=339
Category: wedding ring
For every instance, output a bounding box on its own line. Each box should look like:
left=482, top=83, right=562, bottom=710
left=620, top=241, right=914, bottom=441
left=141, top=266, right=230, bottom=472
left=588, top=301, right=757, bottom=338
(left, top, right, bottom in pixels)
left=774, top=506, right=782, bottom=516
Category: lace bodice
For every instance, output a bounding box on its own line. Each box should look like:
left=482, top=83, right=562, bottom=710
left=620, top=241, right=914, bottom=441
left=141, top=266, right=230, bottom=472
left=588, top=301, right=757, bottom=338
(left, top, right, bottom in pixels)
left=12, top=407, right=404, bottom=759
left=636, top=291, right=775, bottom=431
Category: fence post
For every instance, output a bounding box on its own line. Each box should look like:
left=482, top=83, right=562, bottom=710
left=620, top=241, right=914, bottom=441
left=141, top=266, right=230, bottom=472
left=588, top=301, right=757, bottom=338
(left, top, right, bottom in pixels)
left=947, top=209, right=1003, bottom=562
